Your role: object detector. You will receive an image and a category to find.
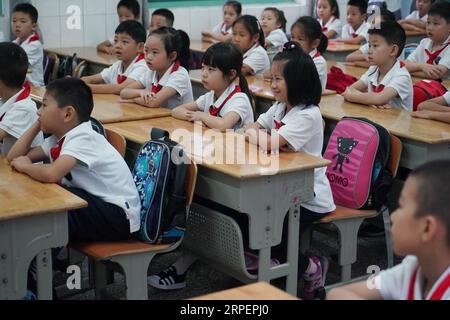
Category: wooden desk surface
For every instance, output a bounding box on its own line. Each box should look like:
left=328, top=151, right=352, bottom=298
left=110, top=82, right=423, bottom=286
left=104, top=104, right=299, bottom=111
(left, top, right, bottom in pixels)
left=191, top=282, right=299, bottom=300
left=105, top=117, right=330, bottom=179
left=190, top=40, right=212, bottom=53
left=45, top=47, right=117, bottom=67
left=0, top=158, right=87, bottom=221
left=327, top=41, right=360, bottom=52
left=320, top=94, right=450, bottom=144
left=31, top=87, right=172, bottom=124
left=405, top=30, right=426, bottom=37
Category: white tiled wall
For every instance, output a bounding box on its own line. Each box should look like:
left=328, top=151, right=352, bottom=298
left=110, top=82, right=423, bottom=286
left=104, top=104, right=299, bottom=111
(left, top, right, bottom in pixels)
left=28, top=0, right=312, bottom=48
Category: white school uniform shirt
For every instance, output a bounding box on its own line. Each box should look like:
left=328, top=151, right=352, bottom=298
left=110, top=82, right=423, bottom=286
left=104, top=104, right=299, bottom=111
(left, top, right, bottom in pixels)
left=318, top=17, right=343, bottom=39
left=341, top=22, right=369, bottom=41
left=360, top=60, right=413, bottom=111
left=243, top=43, right=271, bottom=76
left=0, top=86, right=43, bottom=155
left=134, top=62, right=194, bottom=109
left=100, top=53, right=148, bottom=84
left=310, top=49, right=327, bottom=91
left=212, top=22, right=232, bottom=35
left=374, top=256, right=450, bottom=300
left=407, top=36, right=450, bottom=80
left=257, top=102, right=336, bottom=214
left=443, top=91, right=450, bottom=106
left=265, top=29, right=288, bottom=62
left=195, top=83, right=254, bottom=130
left=405, top=11, right=428, bottom=22
left=13, top=32, right=44, bottom=87
left=40, top=121, right=142, bottom=233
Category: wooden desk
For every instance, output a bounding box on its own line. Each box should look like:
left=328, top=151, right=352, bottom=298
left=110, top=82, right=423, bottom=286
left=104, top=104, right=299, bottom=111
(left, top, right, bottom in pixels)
left=191, top=282, right=299, bottom=300
left=31, top=87, right=171, bottom=124
left=190, top=40, right=212, bottom=54
left=324, top=42, right=360, bottom=62
left=405, top=30, right=426, bottom=44
left=45, top=47, right=117, bottom=67
left=0, top=157, right=87, bottom=300
left=106, top=117, right=330, bottom=295
left=320, top=94, right=450, bottom=169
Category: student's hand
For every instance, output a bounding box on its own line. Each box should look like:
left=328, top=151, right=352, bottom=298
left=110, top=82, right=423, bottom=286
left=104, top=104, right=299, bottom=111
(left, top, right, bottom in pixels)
left=201, top=30, right=211, bottom=37
left=119, top=99, right=135, bottom=103
left=186, top=111, right=204, bottom=122
left=412, top=110, right=434, bottom=119
left=140, top=90, right=156, bottom=105
left=422, top=64, right=442, bottom=79
left=10, top=156, right=32, bottom=173
left=370, top=104, right=392, bottom=109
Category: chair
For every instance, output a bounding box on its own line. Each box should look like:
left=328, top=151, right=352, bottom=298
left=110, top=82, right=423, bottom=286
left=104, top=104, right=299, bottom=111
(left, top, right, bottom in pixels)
left=73, top=60, right=87, bottom=78
left=70, top=159, right=198, bottom=300
left=105, top=128, right=126, bottom=158
left=301, top=134, right=402, bottom=283
left=43, top=52, right=60, bottom=85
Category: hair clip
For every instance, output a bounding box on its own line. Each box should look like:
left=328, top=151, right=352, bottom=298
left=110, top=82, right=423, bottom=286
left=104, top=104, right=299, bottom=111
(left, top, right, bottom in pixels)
left=283, top=41, right=297, bottom=51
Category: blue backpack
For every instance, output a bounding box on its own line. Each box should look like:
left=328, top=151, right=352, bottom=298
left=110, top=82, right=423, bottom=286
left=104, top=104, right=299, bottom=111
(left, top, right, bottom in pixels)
left=133, top=128, right=188, bottom=244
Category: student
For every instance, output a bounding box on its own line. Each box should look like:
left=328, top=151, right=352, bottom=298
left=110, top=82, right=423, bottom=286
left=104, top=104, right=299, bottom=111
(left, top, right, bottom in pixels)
left=316, top=0, right=343, bottom=39
left=11, top=3, right=44, bottom=87
left=260, top=7, right=288, bottom=62
left=172, top=42, right=254, bottom=130
left=244, top=42, right=336, bottom=300
left=404, top=2, right=450, bottom=80
left=291, top=17, right=329, bottom=91
left=412, top=91, right=450, bottom=123
left=82, top=21, right=147, bottom=95
left=0, top=42, right=43, bottom=155
left=346, top=8, right=396, bottom=67
left=97, top=0, right=140, bottom=54
left=232, top=15, right=270, bottom=76
left=7, top=78, right=141, bottom=243
left=148, top=42, right=255, bottom=290
left=202, top=1, right=241, bottom=43
left=327, top=160, right=450, bottom=300
left=337, top=0, right=368, bottom=45
left=149, top=8, right=174, bottom=32
left=399, top=0, right=435, bottom=33
left=343, top=21, right=413, bottom=111
left=120, top=27, right=193, bottom=109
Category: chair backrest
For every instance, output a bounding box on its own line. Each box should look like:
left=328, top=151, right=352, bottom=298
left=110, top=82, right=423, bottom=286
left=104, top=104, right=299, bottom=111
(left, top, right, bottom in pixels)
left=185, top=158, right=197, bottom=206
left=388, top=134, right=402, bottom=178
left=105, top=128, right=127, bottom=158
left=73, top=60, right=87, bottom=78
left=43, top=52, right=60, bottom=85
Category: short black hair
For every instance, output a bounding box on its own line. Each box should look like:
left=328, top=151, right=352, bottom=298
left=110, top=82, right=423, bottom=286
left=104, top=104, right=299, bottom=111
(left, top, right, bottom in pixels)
left=428, top=2, right=450, bottom=23
left=46, top=78, right=93, bottom=123
left=152, top=9, right=175, bottom=27
left=379, top=7, right=396, bottom=22
left=224, top=1, right=242, bottom=16
left=115, top=20, right=146, bottom=44
left=410, top=160, right=450, bottom=246
left=368, top=21, right=406, bottom=58
left=263, top=7, right=287, bottom=33
left=347, top=0, right=368, bottom=15
left=117, top=0, right=140, bottom=18
left=0, top=42, right=28, bottom=88
left=12, top=3, right=38, bottom=23
left=273, top=42, right=322, bottom=106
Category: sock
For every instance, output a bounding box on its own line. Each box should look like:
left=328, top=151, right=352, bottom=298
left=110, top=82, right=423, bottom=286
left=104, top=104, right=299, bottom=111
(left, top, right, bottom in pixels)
left=172, top=254, right=197, bottom=275
left=304, top=257, right=318, bottom=278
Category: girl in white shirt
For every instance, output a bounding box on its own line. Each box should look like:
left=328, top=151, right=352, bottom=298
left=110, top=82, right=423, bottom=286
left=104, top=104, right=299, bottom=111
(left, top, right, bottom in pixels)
left=232, top=15, right=271, bottom=76
left=245, top=42, right=336, bottom=300
left=120, top=27, right=193, bottom=109
left=202, top=1, right=241, bottom=43
left=260, top=7, right=288, bottom=62
left=317, top=0, right=343, bottom=39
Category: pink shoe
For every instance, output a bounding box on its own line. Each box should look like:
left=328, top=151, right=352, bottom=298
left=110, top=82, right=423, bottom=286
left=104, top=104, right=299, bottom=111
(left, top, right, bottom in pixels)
left=303, top=256, right=329, bottom=300
left=245, top=251, right=280, bottom=271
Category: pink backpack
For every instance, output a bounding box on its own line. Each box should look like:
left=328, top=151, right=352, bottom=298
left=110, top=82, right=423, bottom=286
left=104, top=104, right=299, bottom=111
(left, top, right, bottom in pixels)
left=323, top=117, right=391, bottom=209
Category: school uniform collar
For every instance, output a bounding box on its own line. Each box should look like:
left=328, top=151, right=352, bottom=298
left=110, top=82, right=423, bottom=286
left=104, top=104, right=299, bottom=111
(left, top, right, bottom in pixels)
left=221, top=22, right=231, bottom=34
left=309, top=48, right=321, bottom=60
left=120, top=52, right=145, bottom=74
left=211, top=83, right=239, bottom=108
left=409, top=263, right=450, bottom=300
left=151, top=61, right=180, bottom=87
left=52, top=121, right=93, bottom=147
left=368, top=60, right=404, bottom=88
left=274, top=102, right=311, bottom=121
left=320, top=16, right=336, bottom=29
left=15, top=32, right=40, bottom=45
left=349, top=22, right=366, bottom=36
left=428, top=35, right=450, bottom=51
left=0, top=83, right=31, bottom=119
left=244, top=43, right=260, bottom=59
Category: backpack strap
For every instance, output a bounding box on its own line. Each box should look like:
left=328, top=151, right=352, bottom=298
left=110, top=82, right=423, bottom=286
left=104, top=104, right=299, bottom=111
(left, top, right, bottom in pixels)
left=150, top=127, right=170, bottom=140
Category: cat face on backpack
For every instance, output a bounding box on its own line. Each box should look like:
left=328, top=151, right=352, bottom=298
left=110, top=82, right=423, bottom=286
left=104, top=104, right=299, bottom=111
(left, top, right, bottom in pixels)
left=337, top=137, right=358, bottom=154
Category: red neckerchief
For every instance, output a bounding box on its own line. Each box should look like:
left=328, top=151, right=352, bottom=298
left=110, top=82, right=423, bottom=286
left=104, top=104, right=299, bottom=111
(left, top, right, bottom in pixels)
left=371, top=62, right=405, bottom=93
left=273, top=119, right=285, bottom=130
left=151, top=61, right=181, bottom=94
left=352, top=33, right=358, bottom=38
left=27, top=32, right=40, bottom=43
left=50, top=137, right=65, bottom=162
left=208, top=85, right=241, bottom=117
left=312, top=50, right=321, bottom=59
left=116, top=53, right=145, bottom=84
left=321, top=16, right=336, bottom=32
left=408, top=267, right=450, bottom=300
left=0, top=81, right=31, bottom=122
left=221, top=22, right=229, bottom=35
left=425, top=42, right=450, bottom=65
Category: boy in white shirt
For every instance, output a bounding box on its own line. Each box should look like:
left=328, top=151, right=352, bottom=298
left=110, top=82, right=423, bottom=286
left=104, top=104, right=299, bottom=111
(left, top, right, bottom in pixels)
left=11, top=3, right=44, bottom=87
left=404, top=2, right=450, bottom=80
left=82, top=21, right=148, bottom=95
left=344, top=21, right=413, bottom=111
left=328, top=160, right=450, bottom=300
left=0, top=43, right=43, bottom=156
left=338, top=0, right=368, bottom=45
left=8, top=77, right=141, bottom=242
left=399, top=0, right=435, bottom=33
left=413, top=91, right=450, bottom=124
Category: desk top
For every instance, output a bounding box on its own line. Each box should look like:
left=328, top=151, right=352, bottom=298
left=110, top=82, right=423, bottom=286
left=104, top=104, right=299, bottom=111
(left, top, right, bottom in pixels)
left=190, top=40, right=213, bottom=54
left=45, top=47, right=117, bottom=67
left=0, top=158, right=87, bottom=221
left=31, top=87, right=171, bottom=124
left=191, top=282, right=299, bottom=300
left=320, top=94, right=450, bottom=144
left=105, top=117, right=330, bottom=179
left=327, top=42, right=360, bottom=52
left=405, top=30, right=426, bottom=37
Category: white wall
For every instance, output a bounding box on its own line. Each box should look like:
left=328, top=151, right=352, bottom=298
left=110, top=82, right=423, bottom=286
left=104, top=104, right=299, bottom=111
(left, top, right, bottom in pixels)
left=0, top=0, right=10, bottom=41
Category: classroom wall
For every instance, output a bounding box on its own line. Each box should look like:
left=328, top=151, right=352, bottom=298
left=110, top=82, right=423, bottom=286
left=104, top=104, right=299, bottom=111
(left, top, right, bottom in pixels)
left=0, top=0, right=10, bottom=41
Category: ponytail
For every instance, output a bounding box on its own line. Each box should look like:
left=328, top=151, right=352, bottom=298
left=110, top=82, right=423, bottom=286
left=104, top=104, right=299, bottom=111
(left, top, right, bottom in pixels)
left=238, top=72, right=254, bottom=111
left=149, top=26, right=191, bottom=70
left=176, top=29, right=191, bottom=70
left=317, top=32, right=328, bottom=53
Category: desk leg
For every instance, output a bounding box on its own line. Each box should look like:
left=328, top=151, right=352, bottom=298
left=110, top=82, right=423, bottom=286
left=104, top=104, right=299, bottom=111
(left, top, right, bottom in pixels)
left=36, top=249, right=53, bottom=300
left=286, top=204, right=300, bottom=294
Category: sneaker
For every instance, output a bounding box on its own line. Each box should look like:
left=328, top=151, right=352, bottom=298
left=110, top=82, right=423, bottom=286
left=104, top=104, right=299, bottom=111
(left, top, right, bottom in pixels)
left=303, top=256, right=329, bottom=300
left=245, top=251, right=280, bottom=274
left=147, top=266, right=186, bottom=290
